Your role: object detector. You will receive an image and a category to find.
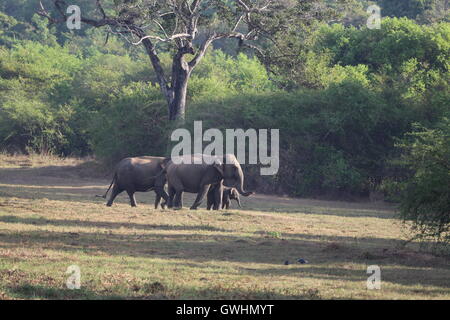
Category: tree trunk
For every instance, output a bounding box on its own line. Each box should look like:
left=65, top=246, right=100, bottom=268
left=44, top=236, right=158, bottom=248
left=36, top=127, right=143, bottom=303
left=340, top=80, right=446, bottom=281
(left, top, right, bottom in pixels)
left=168, top=68, right=189, bottom=121
left=141, top=39, right=192, bottom=121
left=168, top=47, right=193, bottom=121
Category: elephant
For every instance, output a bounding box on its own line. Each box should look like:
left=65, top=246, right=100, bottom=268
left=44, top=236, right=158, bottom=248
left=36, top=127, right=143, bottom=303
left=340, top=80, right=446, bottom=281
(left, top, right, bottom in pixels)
left=206, top=182, right=242, bottom=210
left=98, top=156, right=169, bottom=208
left=163, top=154, right=253, bottom=210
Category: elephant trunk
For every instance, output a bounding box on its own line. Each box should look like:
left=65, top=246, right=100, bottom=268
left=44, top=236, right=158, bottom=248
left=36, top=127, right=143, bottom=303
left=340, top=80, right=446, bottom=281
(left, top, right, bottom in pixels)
left=235, top=169, right=253, bottom=197
left=236, top=186, right=253, bottom=197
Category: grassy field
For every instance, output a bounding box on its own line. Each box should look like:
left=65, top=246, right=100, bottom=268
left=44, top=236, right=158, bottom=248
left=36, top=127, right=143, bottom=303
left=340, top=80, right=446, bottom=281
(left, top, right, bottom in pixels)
left=0, top=154, right=449, bottom=300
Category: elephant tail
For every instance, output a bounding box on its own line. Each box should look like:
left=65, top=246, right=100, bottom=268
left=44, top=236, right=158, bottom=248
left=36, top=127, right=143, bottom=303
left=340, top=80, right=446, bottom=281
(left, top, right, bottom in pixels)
left=96, top=173, right=116, bottom=199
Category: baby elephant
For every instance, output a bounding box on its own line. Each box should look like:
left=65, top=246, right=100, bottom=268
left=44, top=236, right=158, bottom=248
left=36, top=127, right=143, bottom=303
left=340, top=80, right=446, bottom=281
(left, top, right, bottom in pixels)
left=207, top=184, right=242, bottom=210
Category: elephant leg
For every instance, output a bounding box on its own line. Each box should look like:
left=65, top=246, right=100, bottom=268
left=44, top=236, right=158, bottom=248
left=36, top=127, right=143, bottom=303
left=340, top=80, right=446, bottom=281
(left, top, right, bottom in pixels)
left=190, top=185, right=211, bottom=210
left=213, top=186, right=223, bottom=210
left=221, top=197, right=230, bottom=209
left=154, top=193, right=161, bottom=209
left=106, top=185, right=122, bottom=206
left=221, top=200, right=227, bottom=209
left=154, top=186, right=168, bottom=209
left=206, top=194, right=213, bottom=210
left=168, top=186, right=176, bottom=208
left=235, top=197, right=242, bottom=208
left=174, top=190, right=184, bottom=209
left=154, top=174, right=168, bottom=209
left=126, top=190, right=137, bottom=207
left=206, top=187, right=215, bottom=210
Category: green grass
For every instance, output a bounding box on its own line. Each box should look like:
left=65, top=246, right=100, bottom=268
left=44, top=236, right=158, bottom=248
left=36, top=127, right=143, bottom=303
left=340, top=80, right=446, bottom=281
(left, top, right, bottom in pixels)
left=0, top=155, right=449, bottom=300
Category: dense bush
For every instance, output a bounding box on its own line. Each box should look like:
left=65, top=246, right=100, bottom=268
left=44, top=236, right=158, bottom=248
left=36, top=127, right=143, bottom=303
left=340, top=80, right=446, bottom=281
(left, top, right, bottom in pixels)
left=0, top=40, right=162, bottom=156
left=187, top=79, right=409, bottom=197
left=376, top=0, right=449, bottom=23
left=0, top=42, right=82, bottom=153
left=89, top=82, right=171, bottom=164
left=395, top=119, right=450, bottom=243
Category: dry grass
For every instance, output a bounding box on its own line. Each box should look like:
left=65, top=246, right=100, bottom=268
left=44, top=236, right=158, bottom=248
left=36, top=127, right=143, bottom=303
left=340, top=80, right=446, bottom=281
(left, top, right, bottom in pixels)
left=0, top=152, right=85, bottom=168
left=0, top=155, right=449, bottom=300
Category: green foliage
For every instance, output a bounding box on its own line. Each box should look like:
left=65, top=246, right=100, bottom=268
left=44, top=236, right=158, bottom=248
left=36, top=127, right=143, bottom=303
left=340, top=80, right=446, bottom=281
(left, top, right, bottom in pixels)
left=88, top=50, right=275, bottom=162
left=0, top=39, right=167, bottom=156
left=0, top=42, right=82, bottom=153
left=376, top=0, right=449, bottom=23
left=273, top=17, right=449, bottom=91
left=321, top=18, right=448, bottom=73
left=188, top=50, right=274, bottom=101
left=89, top=82, right=170, bottom=163
left=0, top=93, right=58, bottom=154
left=187, top=79, right=405, bottom=196
left=0, top=11, right=19, bottom=46
left=396, top=119, right=450, bottom=243
left=0, top=0, right=101, bottom=44
left=0, top=9, right=58, bottom=47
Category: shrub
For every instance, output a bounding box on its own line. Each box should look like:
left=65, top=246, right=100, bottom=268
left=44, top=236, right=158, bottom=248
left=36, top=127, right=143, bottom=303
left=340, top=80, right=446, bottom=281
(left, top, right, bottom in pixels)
left=396, top=119, right=450, bottom=243
left=89, top=82, right=171, bottom=164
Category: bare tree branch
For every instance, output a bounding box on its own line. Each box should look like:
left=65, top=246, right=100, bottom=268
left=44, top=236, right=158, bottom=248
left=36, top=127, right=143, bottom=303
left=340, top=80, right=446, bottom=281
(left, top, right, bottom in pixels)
left=188, top=35, right=215, bottom=70
left=132, top=33, right=192, bottom=45
left=96, top=0, right=106, bottom=20
left=37, top=0, right=281, bottom=121
left=37, top=1, right=65, bottom=24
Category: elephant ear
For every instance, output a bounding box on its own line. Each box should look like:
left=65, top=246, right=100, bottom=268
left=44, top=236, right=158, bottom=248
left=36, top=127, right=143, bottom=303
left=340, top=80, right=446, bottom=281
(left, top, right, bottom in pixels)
left=213, top=162, right=224, bottom=177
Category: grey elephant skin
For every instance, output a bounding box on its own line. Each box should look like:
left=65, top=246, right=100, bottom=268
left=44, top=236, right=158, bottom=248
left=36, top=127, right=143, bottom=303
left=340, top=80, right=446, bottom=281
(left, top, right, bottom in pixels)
left=100, top=156, right=169, bottom=208
left=207, top=182, right=243, bottom=210
left=163, top=154, right=253, bottom=210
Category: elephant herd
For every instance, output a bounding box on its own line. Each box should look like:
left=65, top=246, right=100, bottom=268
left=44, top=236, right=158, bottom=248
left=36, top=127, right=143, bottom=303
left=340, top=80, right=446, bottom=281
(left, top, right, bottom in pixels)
left=99, top=154, right=253, bottom=210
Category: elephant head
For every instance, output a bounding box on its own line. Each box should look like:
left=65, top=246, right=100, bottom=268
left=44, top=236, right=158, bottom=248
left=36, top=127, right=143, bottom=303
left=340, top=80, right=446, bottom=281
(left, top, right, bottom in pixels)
left=215, top=154, right=253, bottom=197
left=228, top=188, right=242, bottom=207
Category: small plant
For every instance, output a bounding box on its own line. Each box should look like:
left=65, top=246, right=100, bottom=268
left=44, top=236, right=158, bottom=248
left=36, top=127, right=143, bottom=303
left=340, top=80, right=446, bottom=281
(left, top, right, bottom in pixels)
left=303, top=288, right=321, bottom=300
left=265, top=231, right=282, bottom=239
left=143, top=281, right=166, bottom=295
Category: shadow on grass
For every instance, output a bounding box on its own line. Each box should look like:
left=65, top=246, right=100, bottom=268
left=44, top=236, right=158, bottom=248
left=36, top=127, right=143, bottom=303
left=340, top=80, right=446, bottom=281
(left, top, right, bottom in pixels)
left=7, top=283, right=169, bottom=300
left=0, top=215, right=228, bottom=232
left=245, top=265, right=450, bottom=290
left=0, top=222, right=449, bottom=290
left=7, top=282, right=312, bottom=300
left=177, top=285, right=316, bottom=300
left=243, top=201, right=397, bottom=219
left=0, top=182, right=397, bottom=219
left=8, top=284, right=108, bottom=300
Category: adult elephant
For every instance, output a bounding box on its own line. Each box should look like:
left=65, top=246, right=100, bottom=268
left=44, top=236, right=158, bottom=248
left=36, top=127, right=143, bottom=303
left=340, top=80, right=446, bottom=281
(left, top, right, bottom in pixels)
left=99, top=156, right=169, bottom=208
left=164, top=154, right=253, bottom=210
